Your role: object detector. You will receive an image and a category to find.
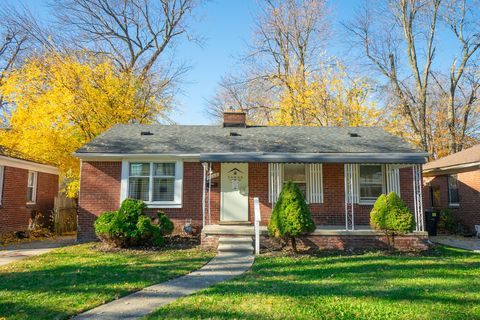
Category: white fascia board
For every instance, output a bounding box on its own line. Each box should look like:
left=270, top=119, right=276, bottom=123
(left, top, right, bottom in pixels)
left=73, top=153, right=200, bottom=162
left=0, top=156, right=59, bottom=175
left=423, top=161, right=480, bottom=176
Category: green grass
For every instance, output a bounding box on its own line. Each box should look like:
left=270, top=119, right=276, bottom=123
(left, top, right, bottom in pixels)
left=0, top=243, right=214, bottom=320
left=148, top=247, right=480, bottom=320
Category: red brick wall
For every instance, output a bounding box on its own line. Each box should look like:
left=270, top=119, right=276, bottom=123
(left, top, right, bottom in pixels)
left=77, top=161, right=205, bottom=241
left=77, top=161, right=122, bottom=241
left=201, top=233, right=429, bottom=252
left=0, top=167, right=58, bottom=234
left=78, top=161, right=418, bottom=240
left=208, top=163, right=415, bottom=227
left=423, top=169, right=480, bottom=232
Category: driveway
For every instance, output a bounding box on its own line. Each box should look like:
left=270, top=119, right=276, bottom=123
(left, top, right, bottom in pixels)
left=431, top=235, right=480, bottom=252
left=0, top=235, right=76, bottom=266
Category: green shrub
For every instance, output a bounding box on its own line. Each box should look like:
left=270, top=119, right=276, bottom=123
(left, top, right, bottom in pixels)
left=94, top=199, right=173, bottom=248
left=268, top=181, right=315, bottom=252
left=370, top=192, right=416, bottom=251
left=157, top=211, right=174, bottom=235
left=438, top=209, right=455, bottom=234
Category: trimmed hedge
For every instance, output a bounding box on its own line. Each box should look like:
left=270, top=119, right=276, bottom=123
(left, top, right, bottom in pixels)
left=370, top=192, right=415, bottom=250
left=268, top=181, right=315, bottom=251
left=94, top=199, right=173, bottom=247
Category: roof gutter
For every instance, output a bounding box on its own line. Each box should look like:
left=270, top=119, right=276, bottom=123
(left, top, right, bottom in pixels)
left=199, top=152, right=428, bottom=164
left=423, top=161, right=480, bottom=176
left=73, top=152, right=201, bottom=161
left=0, top=155, right=59, bottom=175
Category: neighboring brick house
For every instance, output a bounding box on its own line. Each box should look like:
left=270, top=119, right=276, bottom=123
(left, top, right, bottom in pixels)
left=75, top=111, right=429, bottom=250
left=0, top=153, right=59, bottom=235
left=423, top=144, right=480, bottom=233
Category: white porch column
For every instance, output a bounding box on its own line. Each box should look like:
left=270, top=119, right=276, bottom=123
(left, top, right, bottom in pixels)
left=344, top=163, right=355, bottom=231
left=412, top=164, right=424, bottom=231
left=201, top=162, right=207, bottom=227
left=208, top=162, right=212, bottom=225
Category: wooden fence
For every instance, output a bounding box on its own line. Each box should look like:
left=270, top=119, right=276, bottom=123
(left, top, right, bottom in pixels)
left=53, top=195, right=77, bottom=234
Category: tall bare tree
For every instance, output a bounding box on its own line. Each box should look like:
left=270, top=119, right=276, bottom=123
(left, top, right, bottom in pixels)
left=0, top=4, right=39, bottom=113
left=346, top=0, right=480, bottom=155
left=207, top=0, right=331, bottom=124
left=441, top=0, right=480, bottom=152
left=53, top=0, right=196, bottom=79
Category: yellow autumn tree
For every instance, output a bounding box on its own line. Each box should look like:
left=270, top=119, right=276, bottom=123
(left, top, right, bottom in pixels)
left=0, top=52, right=167, bottom=197
left=271, top=63, right=382, bottom=127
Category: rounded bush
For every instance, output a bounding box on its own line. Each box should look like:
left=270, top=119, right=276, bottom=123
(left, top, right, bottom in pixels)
left=94, top=199, right=173, bottom=248
left=370, top=192, right=416, bottom=250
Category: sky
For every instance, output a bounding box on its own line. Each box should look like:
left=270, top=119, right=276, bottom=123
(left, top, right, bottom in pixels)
left=7, top=0, right=461, bottom=125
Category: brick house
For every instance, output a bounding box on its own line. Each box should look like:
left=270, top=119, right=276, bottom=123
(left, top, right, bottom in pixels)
left=0, top=153, right=59, bottom=235
left=75, top=111, right=429, bottom=250
left=423, top=144, right=480, bottom=233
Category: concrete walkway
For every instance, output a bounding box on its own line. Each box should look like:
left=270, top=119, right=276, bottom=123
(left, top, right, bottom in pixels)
left=431, top=235, right=480, bottom=252
left=73, top=251, right=254, bottom=320
left=0, top=235, right=76, bottom=266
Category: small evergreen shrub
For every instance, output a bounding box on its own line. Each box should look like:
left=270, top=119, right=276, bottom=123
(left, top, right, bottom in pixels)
left=268, top=181, right=315, bottom=252
left=370, top=192, right=416, bottom=251
left=157, top=211, right=174, bottom=235
left=94, top=199, right=173, bottom=248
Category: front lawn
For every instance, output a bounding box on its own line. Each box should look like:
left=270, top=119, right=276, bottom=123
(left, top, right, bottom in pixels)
left=149, top=246, right=480, bottom=320
left=0, top=243, right=213, bottom=320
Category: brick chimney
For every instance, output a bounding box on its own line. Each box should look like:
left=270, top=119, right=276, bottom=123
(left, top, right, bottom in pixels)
left=223, top=109, right=246, bottom=127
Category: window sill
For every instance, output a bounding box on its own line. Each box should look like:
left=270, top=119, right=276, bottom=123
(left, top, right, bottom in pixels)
left=358, top=201, right=375, bottom=206
left=448, top=203, right=460, bottom=208
left=26, top=202, right=37, bottom=206
left=145, top=202, right=182, bottom=209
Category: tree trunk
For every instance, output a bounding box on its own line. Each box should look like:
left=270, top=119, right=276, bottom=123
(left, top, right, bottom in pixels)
left=291, top=236, right=297, bottom=253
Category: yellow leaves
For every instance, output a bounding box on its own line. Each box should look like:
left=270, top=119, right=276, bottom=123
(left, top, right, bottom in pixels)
left=0, top=52, right=165, bottom=197
left=270, top=62, right=381, bottom=127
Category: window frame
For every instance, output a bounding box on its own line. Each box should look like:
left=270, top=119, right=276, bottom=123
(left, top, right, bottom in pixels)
left=358, top=164, right=385, bottom=205
left=447, top=174, right=460, bottom=207
left=283, top=163, right=308, bottom=198
left=27, top=170, right=38, bottom=204
left=277, top=163, right=323, bottom=204
left=121, top=160, right=183, bottom=208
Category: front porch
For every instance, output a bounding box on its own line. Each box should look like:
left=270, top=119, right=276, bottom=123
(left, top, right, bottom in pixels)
left=199, top=160, right=427, bottom=251
left=200, top=162, right=425, bottom=230
left=201, top=224, right=429, bottom=252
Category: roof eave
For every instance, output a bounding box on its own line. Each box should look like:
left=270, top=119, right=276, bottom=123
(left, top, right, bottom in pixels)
left=0, top=155, right=59, bottom=175
left=199, top=152, right=428, bottom=164
left=423, top=161, right=480, bottom=176
left=73, top=152, right=201, bottom=161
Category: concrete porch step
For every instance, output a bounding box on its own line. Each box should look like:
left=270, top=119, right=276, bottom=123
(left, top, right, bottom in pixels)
left=218, top=236, right=253, bottom=244
left=217, top=236, right=253, bottom=253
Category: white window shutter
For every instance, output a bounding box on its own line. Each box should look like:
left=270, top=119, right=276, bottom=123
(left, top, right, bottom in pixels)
left=345, top=164, right=360, bottom=204
left=268, top=163, right=284, bottom=203
left=386, top=164, right=401, bottom=196
left=306, top=164, right=323, bottom=203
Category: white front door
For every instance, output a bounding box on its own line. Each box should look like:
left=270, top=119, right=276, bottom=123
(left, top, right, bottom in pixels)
left=220, top=163, right=249, bottom=222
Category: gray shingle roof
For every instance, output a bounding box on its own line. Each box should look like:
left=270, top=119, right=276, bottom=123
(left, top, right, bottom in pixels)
left=76, top=124, right=425, bottom=156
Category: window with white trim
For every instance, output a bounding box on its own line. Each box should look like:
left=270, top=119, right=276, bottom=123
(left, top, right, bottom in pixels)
left=448, top=174, right=460, bottom=206
left=283, top=164, right=307, bottom=197
left=358, top=164, right=384, bottom=203
left=127, top=162, right=181, bottom=205
left=0, top=166, right=4, bottom=205
left=268, top=163, right=323, bottom=203
left=27, top=171, right=38, bottom=203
